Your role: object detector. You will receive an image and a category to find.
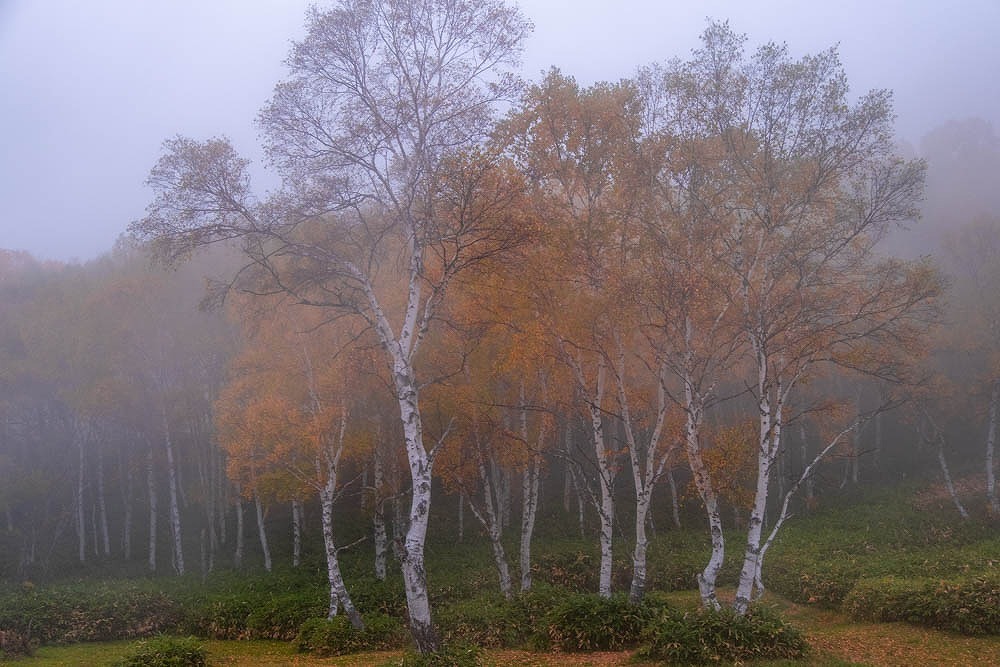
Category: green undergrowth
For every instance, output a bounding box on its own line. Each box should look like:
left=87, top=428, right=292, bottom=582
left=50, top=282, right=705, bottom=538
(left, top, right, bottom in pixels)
left=765, top=484, right=1000, bottom=635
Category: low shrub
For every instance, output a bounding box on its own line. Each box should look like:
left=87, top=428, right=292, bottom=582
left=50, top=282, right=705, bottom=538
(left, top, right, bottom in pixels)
left=183, top=594, right=254, bottom=639
left=532, top=545, right=597, bottom=591
left=349, top=575, right=407, bottom=617
left=844, top=575, right=1000, bottom=635
left=0, top=628, right=35, bottom=658
left=395, top=640, right=483, bottom=667
left=435, top=584, right=573, bottom=649
left=638, top=606, right=808, bottom=665
left=114, top=635, right=207, bottom=667
left=246, top=590, right=325, bottom=640
left=295, top=612, right=402, bottom=656
left=0, top=583, right=184, bottom=644
left=541, top=592, right=660, bottom=652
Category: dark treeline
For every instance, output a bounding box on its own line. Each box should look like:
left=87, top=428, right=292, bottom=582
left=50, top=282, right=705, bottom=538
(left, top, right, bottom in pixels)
left=1, top=0, right=998, bottom=655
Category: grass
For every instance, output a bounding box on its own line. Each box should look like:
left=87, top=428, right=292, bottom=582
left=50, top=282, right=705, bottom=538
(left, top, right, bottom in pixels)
left=7, top=600, right=998, bottom=666
left=1, top=481, right=997, bottom=665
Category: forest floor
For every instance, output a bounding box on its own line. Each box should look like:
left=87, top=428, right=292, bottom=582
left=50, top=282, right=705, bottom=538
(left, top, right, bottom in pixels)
left=10, top=593, right=999, bottom=666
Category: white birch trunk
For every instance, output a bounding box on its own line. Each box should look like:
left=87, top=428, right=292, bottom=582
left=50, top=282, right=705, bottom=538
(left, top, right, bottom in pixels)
left=320, top=465, right=364, bottom=627
left=591, top=359, right=615, bottom=598
left=937, top=432, right=969, bottom=520
left=254, top=492, right=272, bottom=572
left=518, top=384, right=544, bottom=593
left=667, top=468, right=682, bottom=529
left=685, top=390, right=724, bottom=610
left=734, top=355, right=782, bottom=615
left=519, top=460, right=540, bottom=592
left=161, top=406, right=185, bottom=575
left=122, top=460, right=133, bottom=560
left=468, top=446, right=513, bottom=599
left=292, top=499, right=302, bottom=568
left=396, top=367, right=437, bottom=653
left=373, top=453, right=388, bottom=580
left=147, top=444, right=157, bottom=572
left=96, top=446, right=110, bottom=557
left=614, top=343, right=670, bottom=604
left=76, top=426, right=86, bottom=564
left=234, top=486, right=245, bottom=569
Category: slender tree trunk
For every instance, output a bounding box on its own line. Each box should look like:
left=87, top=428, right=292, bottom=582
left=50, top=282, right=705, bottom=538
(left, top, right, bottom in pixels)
left=147, top=443, right=157, bottom=572
left=234, top=485, right=245, bottom=569
left=373, top=453, right=388, bottom=581
left=685, top=391, right=724, bottom=610
left=457, top=493, right=464, bottom=543
left=800, top=422, right=814, bottom=508
left=734, top=360, right=782, bottom=615
left=986, top=379, right=999, bottom=515
left=292, top=499, right=302, bottom=568
left=592, top=363, right=616, bottom=598
left=519, top=457, right=541, bottom=593
left=519, top=386, right=544, bottom=593
left=76, top=425, right=86, bottom=564
left=320, top=476, right=363, bottom=628
left=667, top=468, right=682, bottom=529
left=395, top=367, right=438, bottom=653
left=937, top=432, right=969, bottom=520
left=161, top=405, right=184, bottom=575
left=469, top=447, right=513, bottom=599
left=122, top=461, right=133, bottom=561
left=96, top=446, right=110, bottom=558
left=254, top=492, right=272, bottom=572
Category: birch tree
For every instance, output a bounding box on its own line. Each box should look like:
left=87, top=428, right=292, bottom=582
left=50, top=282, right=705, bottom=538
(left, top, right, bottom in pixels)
left=648, top=22, right=938, bottom=614
left=132, top=2, right=530, bottom=649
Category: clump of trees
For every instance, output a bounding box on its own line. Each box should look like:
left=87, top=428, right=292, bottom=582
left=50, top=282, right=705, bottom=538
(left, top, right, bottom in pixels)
left=5, top=0, right=999, bottom=658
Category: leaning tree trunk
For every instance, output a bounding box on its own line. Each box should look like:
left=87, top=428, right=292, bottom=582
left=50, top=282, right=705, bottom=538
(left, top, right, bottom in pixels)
left=734, top=360, right=783, bottom=615
left=685, top=390, right=724, bottom=610
left=468, top=445, right=513, bottom=599
left=254, top=492, right=272, bottom=572
left=320, top=477, right=364, bottom=628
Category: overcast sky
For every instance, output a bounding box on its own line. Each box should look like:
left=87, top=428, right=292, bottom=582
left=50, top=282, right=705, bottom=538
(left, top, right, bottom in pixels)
left=1, top=0, right=998, bottom=262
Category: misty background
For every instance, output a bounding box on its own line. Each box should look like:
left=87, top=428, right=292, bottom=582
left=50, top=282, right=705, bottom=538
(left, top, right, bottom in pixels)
left=1, top=0, right=998, bottom=262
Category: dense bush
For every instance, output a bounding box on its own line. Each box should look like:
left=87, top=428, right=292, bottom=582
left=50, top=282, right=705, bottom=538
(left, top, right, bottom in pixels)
left=0, top=628, right=35, bottom=658
left=246, top=591, right=326, bottom=639
left=843, top=575, right=1000, bottom=635
left=114, top=635, right=207, bottom=667
left=540, top=592, right=664, bottom=652
left=637, top=606, right=809, bottom=664
left=182, top=593, right=255, bottom=639
left=295, top=613, right=402, bottom=656
left=0, top=582, right=183, bottom=644
left=395, top=640, right=483, bottom=667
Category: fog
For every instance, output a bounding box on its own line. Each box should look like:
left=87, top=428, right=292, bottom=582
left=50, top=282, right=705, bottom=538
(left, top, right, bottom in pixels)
left=1, top=0, right=998, bottom=262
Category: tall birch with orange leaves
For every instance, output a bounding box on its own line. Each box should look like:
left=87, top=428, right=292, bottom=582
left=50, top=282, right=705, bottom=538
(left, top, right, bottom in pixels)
left=431, top=258, right=561, bottom=596
left=646, top=22, right=941, bottom=614
left=132, top=0, right=532, bottom=651
left=215, top=296, right=373, bottom=628
left=505, top=70, right=678, bottom=599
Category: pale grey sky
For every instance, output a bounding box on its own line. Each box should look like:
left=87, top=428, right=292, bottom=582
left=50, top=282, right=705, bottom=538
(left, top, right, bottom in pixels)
left=1, top=0, right=998, bottom=262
